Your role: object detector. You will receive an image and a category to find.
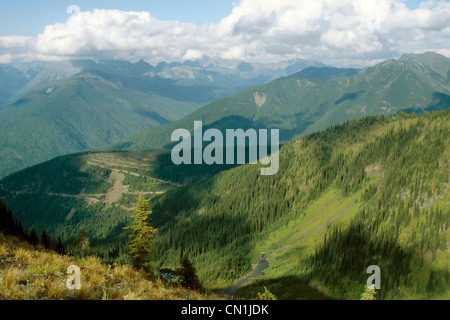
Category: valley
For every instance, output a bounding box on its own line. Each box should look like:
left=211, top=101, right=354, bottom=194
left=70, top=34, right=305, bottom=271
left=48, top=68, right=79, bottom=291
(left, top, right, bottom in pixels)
left=1, top=109, right=448, bottom=300
left=107, top=52, right=450, bottom=153
left=0, top=52, right=449, bottom=301
left=0, top=57, right=322, bottom=179
left=2, top=0, right=450, bottom=305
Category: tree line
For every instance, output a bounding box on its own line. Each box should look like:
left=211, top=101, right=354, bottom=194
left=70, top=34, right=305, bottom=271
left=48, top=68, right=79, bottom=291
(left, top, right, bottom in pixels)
left=0, top=198, right=65, bottom=254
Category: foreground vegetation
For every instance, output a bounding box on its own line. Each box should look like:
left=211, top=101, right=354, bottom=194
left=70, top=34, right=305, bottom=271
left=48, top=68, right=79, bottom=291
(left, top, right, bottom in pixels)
left=0, top=232, right=220, bottom=300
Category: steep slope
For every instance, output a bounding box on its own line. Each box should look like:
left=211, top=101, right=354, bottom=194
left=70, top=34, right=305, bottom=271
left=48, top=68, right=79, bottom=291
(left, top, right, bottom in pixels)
left=1, top=109, right=448, bottom=300
left=146, top=109, right=449, bottom=299
left=0, top=71, right=200, bottom=178
left=0, top=233, right=216, bottom=300
left=108, top=52, right=450, bottom=152
left=0, top=198, right=219, bottom=300
left=0, top=64, right=39, bottom=107
left=0, top=149, right=231, bottom=262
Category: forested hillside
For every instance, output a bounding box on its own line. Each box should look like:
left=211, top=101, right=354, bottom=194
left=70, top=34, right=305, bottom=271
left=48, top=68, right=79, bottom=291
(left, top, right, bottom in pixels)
left=0, top=198, right=220, bottom=300
left=0, top=56, right=327, bottom=179
left=1, top=109, right=448, bottom=299
left=0, top=71, right=201, bottom=179
left=0, top=150, right=235, bottom=263
left=107, top=52, right=450, bottom=153
left=149, top=109, right=449, bottom=299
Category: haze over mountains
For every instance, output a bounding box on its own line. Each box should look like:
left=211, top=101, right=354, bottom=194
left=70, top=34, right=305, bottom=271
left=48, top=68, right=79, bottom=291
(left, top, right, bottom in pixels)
left=0, top=57, right=327, bottom=107
left=0, top=56, right=326, bottom=178
left=108, top=52, right=450, bottom=152
left=1, top=52, right=449, bottom=179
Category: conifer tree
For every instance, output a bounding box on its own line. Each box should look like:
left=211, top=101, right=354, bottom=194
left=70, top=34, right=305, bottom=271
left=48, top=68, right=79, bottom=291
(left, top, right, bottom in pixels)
left=56, top=236, right=65, bottom=255
left=75, top=228, right=90, bottom=258
left=179, top=252, right=202, bottom=291
left=41, top=230, right=51, bottom=249
left=125, top=192, right=157, bottom=275
left=0, top=200, right=14, bottom=235
left=30, top=228, right=39, bottom=246
left=257, top=286, right=278, bottom=300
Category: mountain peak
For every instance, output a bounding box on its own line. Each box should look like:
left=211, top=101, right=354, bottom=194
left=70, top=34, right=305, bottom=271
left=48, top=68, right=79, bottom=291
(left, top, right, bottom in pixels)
left=399, top=51, right=450, bottom=63
left=398, top=51, right=450, bottom=79
left=288, top=66, right=360, bottom=80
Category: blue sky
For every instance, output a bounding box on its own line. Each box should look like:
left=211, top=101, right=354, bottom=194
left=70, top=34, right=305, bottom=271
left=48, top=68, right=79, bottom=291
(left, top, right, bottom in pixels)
left=0, top=0, right=449, bottom=66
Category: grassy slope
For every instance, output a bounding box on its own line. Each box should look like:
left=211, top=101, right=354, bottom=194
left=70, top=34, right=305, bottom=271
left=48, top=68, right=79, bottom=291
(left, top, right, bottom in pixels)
left=0, top=232, right=218, bottom=300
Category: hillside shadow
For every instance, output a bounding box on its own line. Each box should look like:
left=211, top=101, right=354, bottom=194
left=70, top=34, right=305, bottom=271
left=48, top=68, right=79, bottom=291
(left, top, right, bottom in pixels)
left=254, top=112, right=314, bottom=142
left=135, top=109, right=170, bottom=125
left=430, top=92, right=450, bottom=110
left=334, top=91, right=364, bottom=105
left=218, top=275, right=335, bottom=300
left=152, top=115, right=280, bottom=184
left=151, top=151, right=238, bottom=186
left=398, top=92, right=450, bottom=114
left=161, top=115, right=256, bottom=150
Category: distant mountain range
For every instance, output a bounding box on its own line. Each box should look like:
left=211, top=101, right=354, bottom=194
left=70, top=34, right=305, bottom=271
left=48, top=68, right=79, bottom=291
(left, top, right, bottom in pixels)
left=108, top=52, right=450, bottom=152
left=0, top=71, right=202, bottom=179
left=0, top=52, right=449, bottom=179
left=0, top=57, right=326, bottom=178
left=1, top=57, right=327, bottom=107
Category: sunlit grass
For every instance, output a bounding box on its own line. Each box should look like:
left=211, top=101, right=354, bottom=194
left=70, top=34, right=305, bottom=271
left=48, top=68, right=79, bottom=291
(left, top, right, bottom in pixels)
left=0, top=234, right=220, bottom=300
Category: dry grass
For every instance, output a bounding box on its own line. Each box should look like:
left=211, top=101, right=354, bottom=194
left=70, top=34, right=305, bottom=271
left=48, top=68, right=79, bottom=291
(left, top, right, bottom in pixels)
left=0, top=234, right=221, bottom=300
left=0, top=245, right=8, bottom=257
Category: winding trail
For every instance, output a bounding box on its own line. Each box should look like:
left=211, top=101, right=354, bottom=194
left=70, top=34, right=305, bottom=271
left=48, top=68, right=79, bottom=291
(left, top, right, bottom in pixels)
left=86, top=159, right=182, bottom=187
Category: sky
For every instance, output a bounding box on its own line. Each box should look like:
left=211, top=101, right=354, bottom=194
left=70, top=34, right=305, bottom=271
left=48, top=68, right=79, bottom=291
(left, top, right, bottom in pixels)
left=0, top=0, right=449, bottom=67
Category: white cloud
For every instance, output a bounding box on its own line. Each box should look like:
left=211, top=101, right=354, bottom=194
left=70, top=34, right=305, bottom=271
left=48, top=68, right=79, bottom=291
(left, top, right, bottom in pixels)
left=0, top=0, right=449, bottom=66
left=0, top=54, right=13, bottom=64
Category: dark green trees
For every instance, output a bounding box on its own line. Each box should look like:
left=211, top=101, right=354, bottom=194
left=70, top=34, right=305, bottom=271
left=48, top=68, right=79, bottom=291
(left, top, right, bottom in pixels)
left=41, top=230, right=51, bottom=249
left=179, top=252, right=202, bottom=291
left=75, top=229, right=90, bottom=258
left=0, top=199, right=26, bottom=240
left=125, top=192, right=157, bottom=275
left=30, top=228, right=39, bottom=246
left=55, top=236, right=65, bottom=255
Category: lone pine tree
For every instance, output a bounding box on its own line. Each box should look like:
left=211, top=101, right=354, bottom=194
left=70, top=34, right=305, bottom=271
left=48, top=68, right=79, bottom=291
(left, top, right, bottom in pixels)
left=41, top=230, right=51, bottom=249
left=30, top=228, right=39, bottom=246
left=179, top=252, right=202, bottom=291
left=125, top=192, right=157, bottom=275
left=75, top=228, right=90, bottom=258
left=55, top=236, right=65, bottom=255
